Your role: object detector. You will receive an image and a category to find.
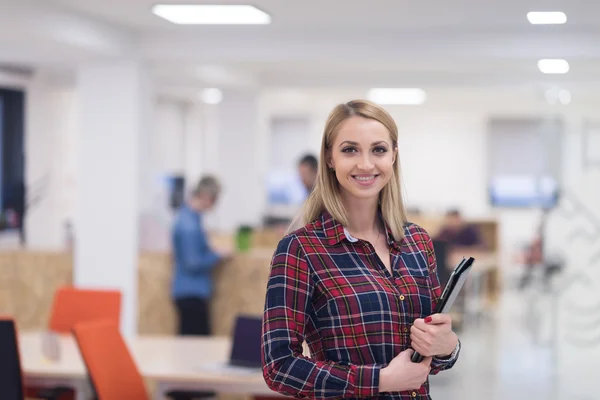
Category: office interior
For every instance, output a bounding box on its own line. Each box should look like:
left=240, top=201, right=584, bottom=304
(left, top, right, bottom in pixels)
left=0, top=0, right=599, bottom=399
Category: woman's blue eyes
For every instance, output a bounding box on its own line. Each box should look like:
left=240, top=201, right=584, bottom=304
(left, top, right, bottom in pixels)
left=341, top=146, right=388, bottom=154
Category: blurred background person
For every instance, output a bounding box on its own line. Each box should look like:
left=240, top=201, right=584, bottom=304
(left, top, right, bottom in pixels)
left=297, top=153, right=318, bottom=197
left=435, top=209, right=483, bottom=249
left=171, top=175, right=229, bottom=336
left=282, top=153, right=319, bottom=205
left=264, top=153, right=318, bottom=229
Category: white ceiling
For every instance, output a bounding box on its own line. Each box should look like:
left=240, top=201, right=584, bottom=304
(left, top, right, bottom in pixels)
left=2, top=0, right=600, bottom=90
left=48, top=0, right=600, bottom=30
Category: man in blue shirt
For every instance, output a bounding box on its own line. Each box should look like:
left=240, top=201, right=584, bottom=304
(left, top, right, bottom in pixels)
left=171, top=175, right=228, bottom=336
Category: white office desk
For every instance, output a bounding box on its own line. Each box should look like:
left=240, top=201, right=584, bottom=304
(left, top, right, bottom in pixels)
left=19, top=332, right=277, bottom=400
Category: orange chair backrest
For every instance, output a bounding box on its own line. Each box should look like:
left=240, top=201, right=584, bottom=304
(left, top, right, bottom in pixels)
left=48, top=287, right=121, bottom=333
left=0, top=316, right=24, bottom=400
left=72, top=319, right=148, bottom=400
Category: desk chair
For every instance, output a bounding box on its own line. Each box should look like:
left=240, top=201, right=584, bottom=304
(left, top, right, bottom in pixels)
left=48, top=287, right=122, bottom=333
left=0, top=317, right=64, bottom=400
left=26, top=287, right=122, bottom=400
left=0, top=317, right=24, bottom=400
left=72, top=319, right=148, bottom=400
left=72, top=320, right=212, bottom=400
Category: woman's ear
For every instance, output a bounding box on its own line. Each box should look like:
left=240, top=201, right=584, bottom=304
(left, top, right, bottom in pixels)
left=326, top=152, right=334, bottom=170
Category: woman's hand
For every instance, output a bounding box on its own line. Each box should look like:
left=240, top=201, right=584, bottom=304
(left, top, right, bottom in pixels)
left=410, top=314, right=458, bottom=358
left=379, top=349, right=431, bottom=393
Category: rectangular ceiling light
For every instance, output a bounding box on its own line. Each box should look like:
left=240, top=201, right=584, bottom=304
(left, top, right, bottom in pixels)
left=538, top=59, right=570, bottom=74
left=367, top=88, right=427, bottom=105
left=152, top=5, right=271, bottom=25
left=527, top=12, right=567, bottom=25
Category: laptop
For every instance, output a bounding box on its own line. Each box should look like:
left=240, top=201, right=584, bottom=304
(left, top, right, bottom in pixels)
left=198, top=315, right=263, bottom=375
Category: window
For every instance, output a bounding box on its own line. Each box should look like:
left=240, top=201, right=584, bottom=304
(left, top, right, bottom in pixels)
left=487, top=117, right=562, bottom=208
left=266, top=116, right=312, bottom=206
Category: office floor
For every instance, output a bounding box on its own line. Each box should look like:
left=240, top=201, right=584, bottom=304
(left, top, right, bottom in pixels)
left=429, top=287, right=598, bottom=400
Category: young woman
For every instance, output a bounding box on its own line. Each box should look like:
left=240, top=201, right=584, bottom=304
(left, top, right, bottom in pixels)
left=261, top=100, right=461, bottom=399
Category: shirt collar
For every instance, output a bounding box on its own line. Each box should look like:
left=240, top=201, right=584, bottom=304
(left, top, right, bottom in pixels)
left=321, top=209, right=401, bottom=249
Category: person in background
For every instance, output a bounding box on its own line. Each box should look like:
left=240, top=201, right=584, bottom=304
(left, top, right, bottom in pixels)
left=517, top=207, right=562, bottom=291
left=435, top=209, right=483, bottom=248
left=171, top=175, right=230, bottom=336
left=285, top=154, right=319, bottom=206
left=298, top=154, right=318, bottom=195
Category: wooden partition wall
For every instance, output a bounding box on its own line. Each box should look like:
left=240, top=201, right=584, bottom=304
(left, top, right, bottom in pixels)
left=0, top=248, right=275, bottom=336
left=0, top=217, right=499, bottom=334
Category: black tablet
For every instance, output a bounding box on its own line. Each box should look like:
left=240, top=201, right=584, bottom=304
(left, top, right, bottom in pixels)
left=411, top=256, right=475, bottom=363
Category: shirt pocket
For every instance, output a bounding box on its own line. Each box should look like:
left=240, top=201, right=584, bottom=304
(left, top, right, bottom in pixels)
left=394, top=273, right=433, bottom=318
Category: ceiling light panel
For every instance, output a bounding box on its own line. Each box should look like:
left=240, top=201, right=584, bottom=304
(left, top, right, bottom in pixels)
left=152, top=5, right=271, bottom=25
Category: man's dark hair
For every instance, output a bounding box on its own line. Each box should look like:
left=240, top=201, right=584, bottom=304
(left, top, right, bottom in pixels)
left=299, top=154, right=318, bottom=171
left=446, top=208, right=461, bottom=217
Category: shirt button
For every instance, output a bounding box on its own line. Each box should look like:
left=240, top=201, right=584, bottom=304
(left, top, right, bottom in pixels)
left=403, top=327, right=408, bottom=333
left=399, top=295, right=405, bottom=301
left=412, top=392, right=417, bottom=397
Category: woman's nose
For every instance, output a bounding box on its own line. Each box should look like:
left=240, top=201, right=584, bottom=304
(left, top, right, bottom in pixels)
left=357, top=154, right=374, bottom=170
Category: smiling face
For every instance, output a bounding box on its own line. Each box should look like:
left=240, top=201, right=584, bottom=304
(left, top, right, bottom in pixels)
left=327, top=115, right=397, bottom=204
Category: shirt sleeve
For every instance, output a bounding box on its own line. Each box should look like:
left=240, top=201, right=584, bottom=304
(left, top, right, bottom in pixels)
left=261, top=235, right=380, bottom=399
left=422, top=228, right=461, bottom=375
left=177, top=215, right=221, bottom=273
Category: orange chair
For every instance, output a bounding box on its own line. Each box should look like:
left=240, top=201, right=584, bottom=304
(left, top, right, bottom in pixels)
left=72, top=319, right=149, bottom=400
left=48, top=286, right=122, bottom=333
left=26, top=286, right=122, bottom=400
left=0, top=317, right=25, bottom=400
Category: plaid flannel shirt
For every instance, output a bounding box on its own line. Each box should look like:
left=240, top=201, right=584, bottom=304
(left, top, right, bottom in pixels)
left=261, top=211, right=460, bottom=399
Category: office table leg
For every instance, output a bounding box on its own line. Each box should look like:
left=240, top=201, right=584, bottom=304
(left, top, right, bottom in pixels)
left=153, top=382, right=168, bottom=400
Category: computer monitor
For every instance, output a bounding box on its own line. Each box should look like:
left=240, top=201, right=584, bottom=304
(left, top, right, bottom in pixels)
left=229, top=315, right=263, bottom=369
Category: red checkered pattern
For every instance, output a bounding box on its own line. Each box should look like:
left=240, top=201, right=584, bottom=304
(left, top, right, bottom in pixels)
left=261, top=211, right=460, bottom=399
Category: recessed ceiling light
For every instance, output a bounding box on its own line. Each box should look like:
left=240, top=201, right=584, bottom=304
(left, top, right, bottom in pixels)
left=544, top=87, right=571, bottom=105
left=527, top=11, right=567, bottom=25
left=537, top=59, right=570, bottom=74
left=152, top=5, right=271, bottom=25
left=367, top=88, right=426, bottom=105
left=558, top=89, right=571, bottom=104
left=200, top=88, right=223, bottom=104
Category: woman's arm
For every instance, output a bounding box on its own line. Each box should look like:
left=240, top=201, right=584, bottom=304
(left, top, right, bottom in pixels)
left=261, top=235, right=380, bottom=399
left=179, top=225, right=221, bottom=272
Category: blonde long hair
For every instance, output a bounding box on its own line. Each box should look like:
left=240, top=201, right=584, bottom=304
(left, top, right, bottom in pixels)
left=287, top=99, right=408, bottom=241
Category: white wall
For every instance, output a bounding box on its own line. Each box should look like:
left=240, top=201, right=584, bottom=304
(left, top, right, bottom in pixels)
left=25, top=74, right=78, bottom=249
left=0, top=71, right=30, bottom=90
left=210, top=90, right=265, bottom=231
left=153, top=99, right=186, bottom=175
left=23, top=82, right=207, bottom=250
